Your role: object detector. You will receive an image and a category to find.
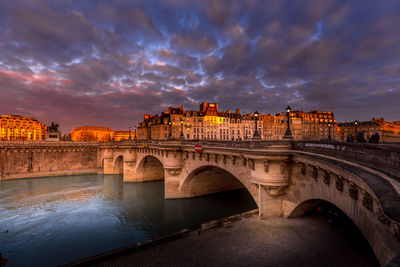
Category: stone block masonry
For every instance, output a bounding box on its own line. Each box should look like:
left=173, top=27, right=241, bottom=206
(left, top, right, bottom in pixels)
left=0, top=142, right=100, bottom=180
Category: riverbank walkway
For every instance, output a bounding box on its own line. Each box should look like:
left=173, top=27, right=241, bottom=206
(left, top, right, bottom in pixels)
left=66, top=213, right=379, bottom=267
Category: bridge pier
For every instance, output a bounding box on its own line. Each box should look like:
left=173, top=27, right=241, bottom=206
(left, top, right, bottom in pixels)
left=103, top=149, right=114, bottom=174
left=257, top=185, right=284, bottom=218
left=250, top=156, right=291, bottom=218
left=123, top=149, right=138, bottom=182
left=163, top=149, right=183, bottom=198
left=164, top=168, right=186, bottom=198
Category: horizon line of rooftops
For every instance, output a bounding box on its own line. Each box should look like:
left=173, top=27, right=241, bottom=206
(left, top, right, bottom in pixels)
left=141, top=102, right=335, bottom=121
left=1, top=100, right=399, bottom=131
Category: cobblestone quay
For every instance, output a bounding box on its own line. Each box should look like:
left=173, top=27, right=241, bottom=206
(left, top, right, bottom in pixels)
left=69, top=214, right=379, bottom=267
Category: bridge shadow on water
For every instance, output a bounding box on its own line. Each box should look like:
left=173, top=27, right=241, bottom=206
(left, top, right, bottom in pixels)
left=117, top=179, right=258, bottom=233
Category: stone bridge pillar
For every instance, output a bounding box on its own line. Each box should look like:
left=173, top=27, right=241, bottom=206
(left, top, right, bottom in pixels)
left=250, top=155, right=291, bottom=218
left=103, top=148, right=114, bottom=174
left=123, top=149, right=137, bottom=182
left=163, top=149, right=184, bottom=199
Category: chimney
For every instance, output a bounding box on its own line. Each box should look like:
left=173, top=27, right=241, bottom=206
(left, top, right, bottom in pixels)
left=200, top=102, right=207, bottom=113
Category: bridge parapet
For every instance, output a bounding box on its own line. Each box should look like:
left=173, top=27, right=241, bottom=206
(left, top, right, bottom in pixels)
left=292, top=141, right=400, bottom=179
left=181, top=140, right=291, bottom=149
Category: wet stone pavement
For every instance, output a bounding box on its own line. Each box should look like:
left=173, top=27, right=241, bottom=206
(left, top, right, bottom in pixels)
left=87, top=215, right=379, bottom=267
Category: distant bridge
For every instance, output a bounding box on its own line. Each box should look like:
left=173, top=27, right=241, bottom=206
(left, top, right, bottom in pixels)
left=100, top=140, right=400, bottom=266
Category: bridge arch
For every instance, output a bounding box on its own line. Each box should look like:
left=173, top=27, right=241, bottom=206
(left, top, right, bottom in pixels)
left=135, top=155, right=165, bottom=182
left=286, top=155, right=400, bottom=266
left=179, top=163, right=258, bottom=206
left=113, top=155, right=124, bottom=174
left=289, top=199, right=379, bottom=263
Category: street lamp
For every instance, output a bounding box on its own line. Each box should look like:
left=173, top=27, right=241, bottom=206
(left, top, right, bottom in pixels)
left=354, top=120, right=358, bottom=136
left=148, top=123, right=152, bottom=140
left=128, top=126, right=132, bottom=140
left=328, top=123, right=331, bottom=140
left=253, top=111, right=260, bottom=138
left=134, top=126, right=137, bottom=140
left=168, top=118, right=172, bottom=139
left=180, top=119, right=184, bottom=139
left=283, top=106, right=293, bottom=139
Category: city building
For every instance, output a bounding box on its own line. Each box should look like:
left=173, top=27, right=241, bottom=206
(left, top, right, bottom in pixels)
left=289, top=110, right=336, bottom=140
left=135, top=102, right=338, bottom=141
left=71, top=126, right=114, bottom=141
left=115, top=130, right=132, bottom=141
left=70, top=126, right=136, bottom=142
left=0, top=115, right=47, bottom=141
left=337, top=118, right=400, bottom=143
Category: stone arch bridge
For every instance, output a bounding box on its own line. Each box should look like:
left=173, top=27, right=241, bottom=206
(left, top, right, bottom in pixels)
left=100, top=140, right=400, bottom=266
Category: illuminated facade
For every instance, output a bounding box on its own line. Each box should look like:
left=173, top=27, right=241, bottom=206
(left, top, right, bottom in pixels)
left=136, top=102, right=337, bottom=141
left=71, top=126, right=114, bottom=141
left=115, top=130, right=133, bottom=141
left=0, top=115, right=47, bottom=141
left=337, top=118, right=400, bottom=143
left=289, top=110, right=336, bottom=140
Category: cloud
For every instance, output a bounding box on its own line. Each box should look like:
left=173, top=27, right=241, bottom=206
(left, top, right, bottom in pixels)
left=170, top=34, right=217, bottom=54
left=0, top=0, right=400, bottom=133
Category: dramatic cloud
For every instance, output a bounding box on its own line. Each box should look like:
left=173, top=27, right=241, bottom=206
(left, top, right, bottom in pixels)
left=0, top=0, right=400, bottom=133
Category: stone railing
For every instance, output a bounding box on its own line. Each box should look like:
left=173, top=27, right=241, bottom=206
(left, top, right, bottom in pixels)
left=181, top=140, right=290, bottom=149
left=291, top=140, right=400, bottom=179
left=107, top=139, right=290, bottom=149
left=100, top=139, right=400, bottom=178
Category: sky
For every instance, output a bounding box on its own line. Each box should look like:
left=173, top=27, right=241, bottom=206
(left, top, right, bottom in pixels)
left=0, top=0, right=400, bottom=133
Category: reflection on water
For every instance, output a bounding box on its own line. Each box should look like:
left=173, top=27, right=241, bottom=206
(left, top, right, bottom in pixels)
left=0, top=174, right=257, bottom=267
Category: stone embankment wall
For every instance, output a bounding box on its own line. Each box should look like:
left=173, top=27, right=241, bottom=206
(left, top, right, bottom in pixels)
left=0, top=142, right=100, bottom=180
left=292, top=141, right=400, bottom=179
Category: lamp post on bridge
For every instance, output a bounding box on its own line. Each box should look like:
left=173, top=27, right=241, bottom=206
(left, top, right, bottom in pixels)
left=148, top=123, right=152, bottom=140
left=328, top=123, right=331, bottom=140
left=253, top=111, right=261, bottom=139
left=134, top=126, right=137, bottom=140
left=168, top=117, right=172, bottom=139
left=180, top=119, right=184, bottom=139
left=128, top=126, right=132, bottom=140
left=283, top=106, right=293, bottom=139
left=355, top=121, right=358, bottom=137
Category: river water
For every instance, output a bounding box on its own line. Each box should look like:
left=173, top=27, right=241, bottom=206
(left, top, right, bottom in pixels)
left=0, top=174, right=257, bottom=266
